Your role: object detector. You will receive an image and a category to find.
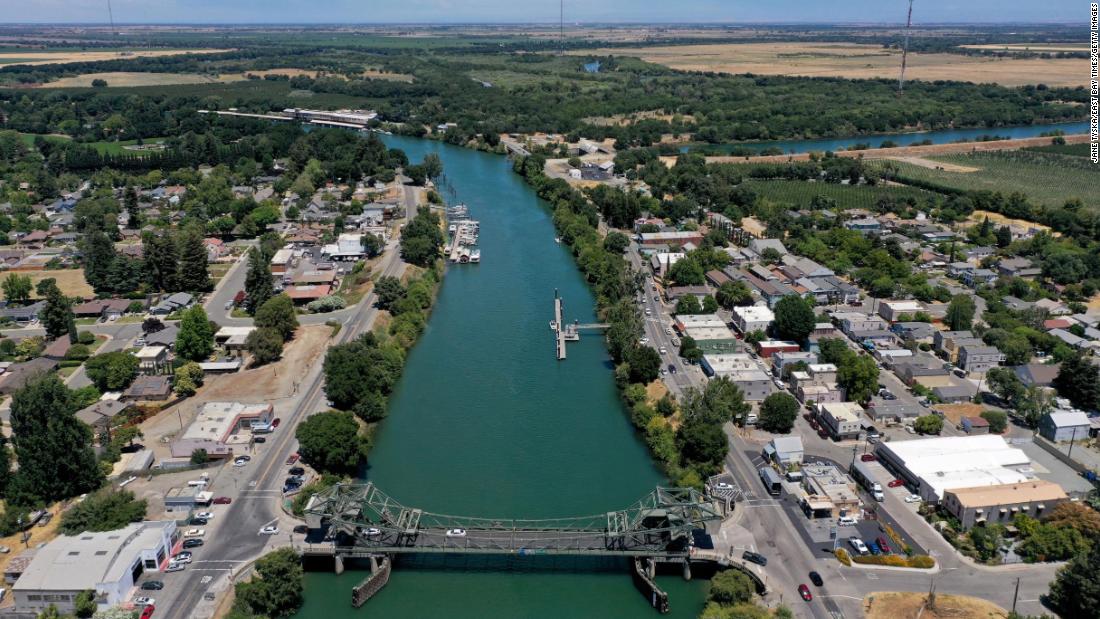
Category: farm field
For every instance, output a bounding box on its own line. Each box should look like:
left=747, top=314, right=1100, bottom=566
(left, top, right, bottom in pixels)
left=0, top=49, right=227, bottom=67
left=32, top=79, right=369, bottom=109
left=575, top=42, right=1090, bottom=87
left=41, top=68, right=323, bottom=88
left=18, top=133, right=167, bottom=155
left=959, top=43, right=1090, bottom=52
left=1024, top=142, right=1093, bottom=157
left=872, top=151, right=1100, bottom=208
left=742, top=179, right=932, bottom=211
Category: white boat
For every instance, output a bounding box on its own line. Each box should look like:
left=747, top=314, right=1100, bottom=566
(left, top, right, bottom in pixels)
left=469, top=249, right=481, bottom=263
left=554, top=237, right=562, bottom=244
left=549, top=320, right=557, bottom=331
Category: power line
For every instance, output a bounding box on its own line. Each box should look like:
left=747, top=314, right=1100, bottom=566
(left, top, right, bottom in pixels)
left=898, top=0, right=914, bottom=92
left=107, top=0, right=116, bottom=34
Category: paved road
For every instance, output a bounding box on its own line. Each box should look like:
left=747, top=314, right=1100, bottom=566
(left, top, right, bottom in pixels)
left=162, top=242, right=406, bottom=619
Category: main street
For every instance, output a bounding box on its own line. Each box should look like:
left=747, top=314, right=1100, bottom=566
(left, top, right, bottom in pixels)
left=162, top=240, right=406, bottom=619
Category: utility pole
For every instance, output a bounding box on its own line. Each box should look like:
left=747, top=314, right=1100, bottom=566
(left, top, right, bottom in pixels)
left=559, top=0, right=564, bottom=57
left=1011, top=577, right=1021, bottom=613
left=898, top=0, right=914, bottom=92
left=1068, top=425, right=1079, bottom=459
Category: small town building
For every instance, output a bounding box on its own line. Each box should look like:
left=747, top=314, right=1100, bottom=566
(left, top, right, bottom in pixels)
left=75, top=400, right=133, bottom=434
left=1014, top=363, right=1060, bottom=388
left=731, top=305, right=774, bottom=336
left=170, top=402, right=274, bottom=459
left=878, top=300, right=925, bottom=323
left=1039, top=411, right=1092, bottom=443
left=874, top=435, right=1032, bottom=502
left=942, top=481, right=1068, bottom=530
left=817, top=402, right=864, bottom=440
left=957, top=345, right=1006, bottom=375
left=756, top=341, right=800, bottom=358
left=122, top=375, right=173, bottom=402
left=135, top=346, right=169, bottom=374
left=800, top=463, right=861, bottom=519
left=763, top=436, right=804, bottom=467
left=961, top=416, right=990, bottom=435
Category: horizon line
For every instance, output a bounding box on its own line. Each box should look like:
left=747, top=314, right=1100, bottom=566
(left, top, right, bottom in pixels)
left=0, top=20, right=1087, bottom=27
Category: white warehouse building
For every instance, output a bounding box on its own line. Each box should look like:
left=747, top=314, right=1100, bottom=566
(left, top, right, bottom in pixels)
left=732, top=306, right=775, bottom=335
left=874, top=435, right=1035, bottom=502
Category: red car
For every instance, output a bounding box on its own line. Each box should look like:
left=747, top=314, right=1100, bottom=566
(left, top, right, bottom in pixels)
left=272, top=418, right=281, bottom=428
left=285, top=453, right=299, bottom=465
left=140, top=605, right=155, bottom=619
left=798, top=584, right=813, bottom=602
left=860, top=454, right=876, bottom=462
left=876, top=536, right=892, bottom=554
left=212, top=496, right=232, bottom=505
left=888, top=479, right=905, bottom=488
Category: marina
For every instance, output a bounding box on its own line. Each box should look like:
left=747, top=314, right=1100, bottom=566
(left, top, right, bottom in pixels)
left=445, top=207, right=481, bottom=264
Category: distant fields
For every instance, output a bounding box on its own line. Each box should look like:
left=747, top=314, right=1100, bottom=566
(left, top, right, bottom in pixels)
left=743, top=179, right=932, bottom=210
left=872, top=151, right=1099, bottom=208
left=19, top=133, right=169, bottom=155
left=0, top=49, right=227, bottom=67
left=31, top=79, right=369, bottom=109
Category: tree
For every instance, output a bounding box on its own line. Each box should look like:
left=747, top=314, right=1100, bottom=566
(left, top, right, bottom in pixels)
left=913, top=414, right=944, bottom=435
left=190, top=448, right=209, bottom=465
left=74, top=590, right=97, bottom=619
left=968, top=524, right=1004, bottom=562
left=995, top=225, right=1012, bottom=248
left=173, top=362, right=205, bottom=397
left=0, top=435, right=10, bottom=498
left=758, top=392, right=799, bottom=433
left=246, top=327, right=285, bottom=366
left=176, top=226, right=210, bottom=292
left=708, top=569, right=755, bottom=605
left=675, top=294, right=703, bottom=316
left=603, top=231, right=630, bottom=254
left=946, top=294, right=976, bottom=331
left=234, top=548, right=304, bottom=618
left=677, top=418, right=728, bottom=468
left=716, top=281, right=753, bottom=309
left=1, top=273, right=31, bottom=304
left=837, top=354, right=879, bottom=402
left=980, top=410, right=1008, bottom=433
left=1048, top=540, right=1100, bottom=619
left=374, top=276, right=405, bottom=311
left=626, top=346, right=661, bottom=384
left=679, top=336, right=704, bottom=364
left=421, top=153, right=444, bottom=179
left=295, top=411, right=367, bottom=475
left=84, top=351, right=140, bottom=391
left=760, top=247, right=782, bottom=264
left=124, top=186, right=140, bottom=229
left=773, top=295, right=815, bottom=343
left=144, top=232, right=178, bottom=293
left=1053, top=352, right=1100, bottom=412
left=142, top=317, right=165, bottom=334
left=175, top=305, right=215, bottom=362
left=668, top=259, right=705, bottom=286
left=400, top=207, right=444, bottom=267
left=254, top=294, right=298, bottom=341
left=8, top=375, right=102, bottom=504
left=37, top=279, right=74, bottom=341
left=361, top=233, right=384, bottom=258
left=818, top=338, right=852, bottom=366
left=59, top=489, right=147, bottom=535
left=244, top=247, right=275, bottom=314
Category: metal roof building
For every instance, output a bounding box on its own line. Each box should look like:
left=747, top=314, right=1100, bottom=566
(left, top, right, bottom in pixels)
left=875, top=435, right=1033, bottom=502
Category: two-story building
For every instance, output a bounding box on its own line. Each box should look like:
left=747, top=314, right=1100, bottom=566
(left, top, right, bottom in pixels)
left=957, top=344, right=1005, bottom=375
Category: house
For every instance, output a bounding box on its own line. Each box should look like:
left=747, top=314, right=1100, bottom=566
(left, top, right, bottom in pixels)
left=75, top=400, right=133, bottom=434
left=779, top=255, right=833, bottom=279
left=11, top=521, right=179, bottom=615
left=0, top=300, right=46, bottom=325
left=957, top=345, right=1005, bottom=375
left=932, top=380, right=979, bottom=403
left=285, top=284, right=332, bottom=304
left=1035, top=298, right=1072, bottom=316
left=942, top=481, right=1068, bottom=530
left=1039, top=411, right=1092, bottom=442
left=144, top=324, right=179, bottom=349
left=203, top=237, right=226, bottom=261
left=921, top=229, right=956, bottom=243
left=865, top=399, right=924, bottom=425
left=666, top=285, right=713, bottom=304
left=637, top=231, right=705, bottom=247
left=962, top=268, right=998, bottom=288
left=771, top=350, right=818, bottom=376
left=961, top=416, right=990, bottom=435
left=1014, top=363, right=1060, bottom=388
left=891, top=322, right=935, bottom=342
left=122, top=375, right=173, bottom=402
left=215, top=326, right=256, bottom=351
left=135, top=346, right=169, bottom=374
left=270, top=248, right=296, bottom=273
left=731, top=306, right=774, bottom=336
left=41, top=337, right=72, bottom=361
left=844, top=218, right=881, bottom=234
left=764, top=436, right=804, bottom=467
left=948, top=262, right=975, bottom=278
left=817, top=402, right=864, bottom=440
left=72, top=298, right=132, bottom=320
left=998, top=257, right=1041, bottom=278
left=1049, top=328, right=1089, bottom=350
left=933, top=330, right=980, bottom=362
left=0, top=357, right=59, bottom=394
left=965, top=246, right=996, bottom=262
left=833, top=312, right=888, bottom=336
left=894, top=354, right=950, bottom=385
left=748, top=238, right=788, bottom=256
left=1003, top=296, right=1035, bottom=312
left=649, top=252, right=685, bottom=276
left=170, top=402, right=274, bottom=459
left=149, top=292, right=193, bottom=315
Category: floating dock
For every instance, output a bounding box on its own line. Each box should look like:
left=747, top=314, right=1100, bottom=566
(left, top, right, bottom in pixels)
left=447, top=219, right=481, bottom=264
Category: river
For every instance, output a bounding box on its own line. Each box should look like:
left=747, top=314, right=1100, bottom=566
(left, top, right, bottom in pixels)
left=295, top=136, right=709, bottom=618
left=682, top=120, right=1090, bottom=154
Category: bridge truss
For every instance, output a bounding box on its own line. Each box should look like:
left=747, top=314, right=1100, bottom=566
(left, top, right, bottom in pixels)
left=305, top=484, right=724, bottom=557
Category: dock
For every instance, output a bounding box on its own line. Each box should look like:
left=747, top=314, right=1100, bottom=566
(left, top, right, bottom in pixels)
left=551, top=291, right=608, bottom=360
left=447, top=219, right=481, bottom=264
left=554, top=295, right=567, bottom=360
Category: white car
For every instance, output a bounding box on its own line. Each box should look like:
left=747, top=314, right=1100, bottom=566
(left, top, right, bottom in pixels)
left=259, top=525, right=279, bottom=536
left=904, top=494, right=922, bottom=504
left=665, top=327, right=672, bottom=335
left=165, top=562, right=185, bottom=572
left=658, top=347, right=667, bottom=355
left=133, top=597, right=155, bottom=607
left=173, top=552, right=192, bottom=564
left=195, top=512, right=214, bottom=520
left=848, top=537, right=869, bottom=555
left=639, top=337, right=649, bottom=345
left=183, top=529, right=205, bottom=538
left=233, top=459, right=248, bottom=467
left=715, top=482, right=734, bottom=491
left=366, top=527, right=381, bottom=537
left=445, top=528, right=467, bottom=538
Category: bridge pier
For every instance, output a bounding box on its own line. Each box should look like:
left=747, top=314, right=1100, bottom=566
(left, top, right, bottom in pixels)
left=334, top=555, right=344, bottom=575
left=351, top=554, right=392, bottom=608
left=631, top=558, right=670, bottom=614
left=682, top=560, right=692, bottom=581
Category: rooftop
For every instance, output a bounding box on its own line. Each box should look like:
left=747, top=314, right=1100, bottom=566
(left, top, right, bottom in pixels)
left=947, top=480, right=1067, bottom=508
left=182, top=402, right=272, bottom=443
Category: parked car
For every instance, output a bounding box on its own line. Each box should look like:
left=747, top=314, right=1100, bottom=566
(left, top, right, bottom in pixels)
left=289, top=467, right=305, bottom=476
left=182, top=539, right=204, bottom=549
left=860, top=454, right=876, bottom=462
left=272, top=418, right=281, bottom=428
left=233, top=459, right=248, bottom=468
left=140, top=581, right=164, bottom=591
left=173, top=552, right=193, bottom=564
left=838, top=516, right=857, bottom=526
left=876, top=537, right=892, bottom=554
left=742, top=550, right=767, bottom=566
left=164, top=562, right=185, bottom=573
left=212, top=497, right=232, bottom=505
left=848, top=537, right=869, bottom=555
left=868, top=540, right=881, bottom=555
left=195, top=512, right=214, bottom=520
left=285, top=453, right=300, bottom=465
left=140, top=604, right=155, bottom=619
left=808, top=571, right=823, bottom=587
left=798, top=584, right=812, bottom=602
left=134, top=597, right=155, bottom=607
left=189, top=517, right=207, bottom=526
left=259, top=525, right=279, bottom=535
left=888, top=479, right=905, bottom=488
left=234, top=455, right=251, bottom=462
left=183, top=529, right=205, bottom=538
left=293, top=525, right=309, bottom=535
left=253, top=436, right=266, bottom=443
left=904, top=494, right=922, bottom=504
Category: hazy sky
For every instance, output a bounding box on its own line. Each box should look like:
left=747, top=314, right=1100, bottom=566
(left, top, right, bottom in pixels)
left=3, top=0, right=1086, bottom=24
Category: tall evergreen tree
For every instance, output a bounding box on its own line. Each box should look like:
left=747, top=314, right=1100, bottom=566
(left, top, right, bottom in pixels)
left=175, top=305, right=215, bottom=362
left=0, top=434, right=11, bottom=498
left=8, top=375, right=102, bottom=505
left=37, top=279, right=74, bottom=341
left=1054, top=352, right=1100, bottom=412
left=124, top=186, right=141, bottom=229
left=144, top=232, right=178, bottom=292
left=244, top=247, right=275, bottom=315
left=81, top=229, right=117, bottom=293
left=176, top=227, right=210, bottom=292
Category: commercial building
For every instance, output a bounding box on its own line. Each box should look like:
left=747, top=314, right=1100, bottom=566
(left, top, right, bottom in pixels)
left=701, top=354, right=772, bottom=400
left=756, top=341, right=801, bottom=358
left=727, top=371, right=773, bottom=401
left=799, top=463, right=861, bottom=519
left=12, top=521, right=178, bottom=614
left=700, top=353, right=755, bottom=377
left=676, top=315, right=740, bottom=353
left=817, top=402, right=864, bottom=440
left=864, top=399, right=924, bottom=425
left=878, top=300, right=925, bottom=323
left=763, top=436, right=804, bottom=467
left=874, top=435, right=1034, bottom=502
left=322, top=233, right=368, bottom=261
left=270, top=248, right=296, bottom=273
left=942, top=481, right=1068, bottom=529
left=637, top=231, right=704, bottom=247
left=833, top=312, right=888, bottom=336
left=170, top=402, right=274, bottom=459
left=771, top=350, right=818, bottom=376
left=731, top=305, right=774, bottom=336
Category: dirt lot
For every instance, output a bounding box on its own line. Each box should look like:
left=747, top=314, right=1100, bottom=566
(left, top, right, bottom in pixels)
left=0, top=502, right=65, bottom=577
left=45, top=71, right=223, bottom=88
left=576, top=42, right=1089, bottom=87
left=141, top=325, right=332, bottom=454
left=24, top=269, right=94, bottom=298
left=864, top=591, right=1007, bottom=619
left=962, top=210, right=1054, bottom=235
left=933, top=403, right=986, bottom=428
left=890, top=156, right=980, bottom=173
left=0, top=49, right=227, bottom=67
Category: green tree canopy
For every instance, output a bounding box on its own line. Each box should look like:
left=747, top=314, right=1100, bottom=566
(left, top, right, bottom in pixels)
left=175, top=305, right=215, bottom=362
left=758, top=392, right=800, bottom=433
left=59, top=489, right=147, bottom=535
left=1048, top=538, right=1100, bottom=618
left=946, top=294, right=976, bottom=331
left=1053, top=352, right=1100, bottom=412
left=246, top=327, right=285, bottom=366
left=244, top=246, right=275, bottom=315
left=707, top=569, right=756, bottom=606
left=233, top=547, right=304, bottom=619
left=84, top=351, right=140, bottom=391
left=295, top=411, right=367, bottom=475
left=773, top=295, right=815, bottom=343
left=837, top=353, right=879, bottom=402
left=254, top=294, right=298, bottom=342
left=1, top=273, right=32, bottom=304
left=913, top=414, right=944, bottom=435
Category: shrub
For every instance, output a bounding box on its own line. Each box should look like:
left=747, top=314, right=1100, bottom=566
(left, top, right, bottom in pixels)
left=307, top=295, right=347, bottom=313
left=851, top=554, right=935, bottom=569
left=77, top=331, right=96, bottom=345
left=835, top=548, right=851, bottom=566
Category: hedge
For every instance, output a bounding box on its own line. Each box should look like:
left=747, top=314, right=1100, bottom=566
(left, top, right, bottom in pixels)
left=852, top=554, right=935, bottom=569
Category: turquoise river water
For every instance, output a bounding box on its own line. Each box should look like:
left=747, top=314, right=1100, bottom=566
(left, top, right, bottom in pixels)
left=295, top=136, right=710, bottom=618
